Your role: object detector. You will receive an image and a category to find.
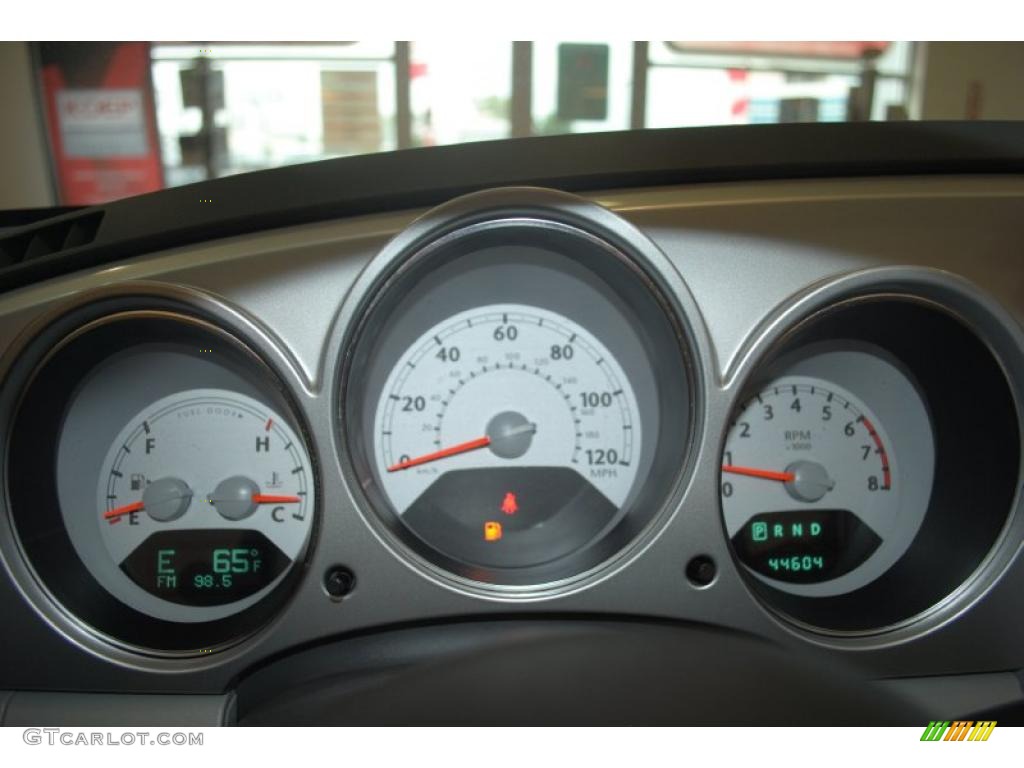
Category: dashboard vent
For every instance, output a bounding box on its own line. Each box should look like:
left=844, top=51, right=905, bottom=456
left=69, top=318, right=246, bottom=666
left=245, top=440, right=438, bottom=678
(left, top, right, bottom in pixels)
left=0, top=211, right=104, bottom=268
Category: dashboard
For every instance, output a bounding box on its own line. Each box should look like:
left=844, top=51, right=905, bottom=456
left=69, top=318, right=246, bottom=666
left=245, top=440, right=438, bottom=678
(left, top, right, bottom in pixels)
left=1, top=122, right=1024, bottom=725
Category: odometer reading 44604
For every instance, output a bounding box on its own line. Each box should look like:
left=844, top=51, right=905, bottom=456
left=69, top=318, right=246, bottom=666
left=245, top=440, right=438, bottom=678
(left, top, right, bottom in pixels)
left=721, top=376, right=905, bottom=597
left=372, top=303, right=642, bottom=569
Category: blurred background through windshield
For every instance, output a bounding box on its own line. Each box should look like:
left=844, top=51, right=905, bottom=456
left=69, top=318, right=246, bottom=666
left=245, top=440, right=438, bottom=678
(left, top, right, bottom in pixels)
left=1, top=41, right=1022, bottom=207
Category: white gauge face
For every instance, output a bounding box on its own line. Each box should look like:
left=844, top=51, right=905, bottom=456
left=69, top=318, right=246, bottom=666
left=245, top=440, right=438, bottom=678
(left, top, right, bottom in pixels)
left=69, top=389, right=315, bottom=623
left=371, top=303, right=642, bottom=568
left=722, top=375, right=928, bottom=597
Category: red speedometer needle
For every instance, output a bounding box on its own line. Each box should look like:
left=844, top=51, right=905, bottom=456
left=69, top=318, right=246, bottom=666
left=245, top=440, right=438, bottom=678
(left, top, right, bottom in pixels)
left=722, top=465, right=796, bottom=482
left=252, top=494, right=301, bottom=504
left=103, top=501, right=145, bottom=520
left=388, top=436, right=492, bottom=472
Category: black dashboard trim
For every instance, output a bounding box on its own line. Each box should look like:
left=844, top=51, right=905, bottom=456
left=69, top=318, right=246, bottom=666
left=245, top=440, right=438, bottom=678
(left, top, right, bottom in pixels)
left=1, top=121, right=1023, bottom=293
left=234, top=617, right=925, bottom=725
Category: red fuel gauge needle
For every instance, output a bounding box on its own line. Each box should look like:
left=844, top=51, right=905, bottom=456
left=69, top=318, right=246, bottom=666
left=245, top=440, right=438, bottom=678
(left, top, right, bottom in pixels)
left=388, top=436, right=492, bottom=472
left=103, top=501, right=145, bottom=520
left=722, top=465, right=796, bottom=482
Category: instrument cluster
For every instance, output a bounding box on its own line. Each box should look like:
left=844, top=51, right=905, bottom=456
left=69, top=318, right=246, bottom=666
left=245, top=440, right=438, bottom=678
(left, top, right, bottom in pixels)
left=1, top=188, right=1022, bottom=659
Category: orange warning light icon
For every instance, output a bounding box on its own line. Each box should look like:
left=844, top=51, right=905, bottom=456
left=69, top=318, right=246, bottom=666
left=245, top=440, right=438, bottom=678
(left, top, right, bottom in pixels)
left=501, top=492, right=518, bottom=515
left=484, top=521, right=503, bottom=542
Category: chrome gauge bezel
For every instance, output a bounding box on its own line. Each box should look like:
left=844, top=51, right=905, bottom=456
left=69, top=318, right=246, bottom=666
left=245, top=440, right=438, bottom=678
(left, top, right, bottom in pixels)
left=721, top=269, right=1024, bottom=641
left=336, top=189, right=704, bottom=598
left=0, top=294, right=321, bottom=658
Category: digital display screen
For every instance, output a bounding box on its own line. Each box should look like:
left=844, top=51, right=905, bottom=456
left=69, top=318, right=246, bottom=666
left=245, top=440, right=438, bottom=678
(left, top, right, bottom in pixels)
left=731, top=509, right=881, bottom=584
left=120, top=529, right=290, bottom=606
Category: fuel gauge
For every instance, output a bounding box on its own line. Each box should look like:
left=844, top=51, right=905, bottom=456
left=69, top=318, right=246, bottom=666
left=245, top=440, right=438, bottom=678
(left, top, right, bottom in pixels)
left=92, top=388, right=315, bottom=617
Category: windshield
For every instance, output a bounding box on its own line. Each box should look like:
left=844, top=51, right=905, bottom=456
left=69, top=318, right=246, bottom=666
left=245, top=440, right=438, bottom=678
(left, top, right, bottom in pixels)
left=2, top=41, right=1022, bottom=208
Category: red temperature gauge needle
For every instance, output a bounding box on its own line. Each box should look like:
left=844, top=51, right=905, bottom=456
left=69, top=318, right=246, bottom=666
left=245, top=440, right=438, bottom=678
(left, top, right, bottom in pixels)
left=388, top=436, right=492, bottom=472
left=103, top=501, right=145, bottom=520
left=722, top=465, right=796, bottom=482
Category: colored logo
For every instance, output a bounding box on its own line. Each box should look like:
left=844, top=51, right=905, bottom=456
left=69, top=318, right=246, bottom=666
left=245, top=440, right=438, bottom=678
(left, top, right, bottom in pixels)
left=920, top=721, right=996, bottom=741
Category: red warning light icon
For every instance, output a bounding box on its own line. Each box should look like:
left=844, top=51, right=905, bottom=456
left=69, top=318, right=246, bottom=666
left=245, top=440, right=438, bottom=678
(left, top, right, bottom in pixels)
left=501, top=492, right=518, bottom=515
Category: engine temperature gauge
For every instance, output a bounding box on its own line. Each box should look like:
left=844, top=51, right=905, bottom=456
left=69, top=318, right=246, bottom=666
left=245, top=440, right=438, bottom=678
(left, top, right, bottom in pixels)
left=86, top=388, right=315, bottom=621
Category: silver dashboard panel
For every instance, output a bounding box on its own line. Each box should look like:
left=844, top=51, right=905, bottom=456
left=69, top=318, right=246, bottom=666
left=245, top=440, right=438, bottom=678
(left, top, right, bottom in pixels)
left=0, top=176, right=1023, bottom=701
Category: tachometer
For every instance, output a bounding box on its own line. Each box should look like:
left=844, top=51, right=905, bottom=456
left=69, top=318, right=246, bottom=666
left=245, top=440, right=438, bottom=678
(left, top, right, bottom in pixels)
left=722, top=374, right=925, bottom=597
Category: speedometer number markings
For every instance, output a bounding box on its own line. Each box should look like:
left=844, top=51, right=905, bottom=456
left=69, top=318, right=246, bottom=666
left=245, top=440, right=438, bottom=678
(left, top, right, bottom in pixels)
left=374, top=304, right=641, bottom=517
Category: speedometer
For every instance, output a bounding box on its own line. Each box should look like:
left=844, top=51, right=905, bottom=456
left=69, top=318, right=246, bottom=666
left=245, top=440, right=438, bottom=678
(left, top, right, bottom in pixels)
left=374, top=303, right=641, bottom=569
left=341, top=211, right=695, bottom=588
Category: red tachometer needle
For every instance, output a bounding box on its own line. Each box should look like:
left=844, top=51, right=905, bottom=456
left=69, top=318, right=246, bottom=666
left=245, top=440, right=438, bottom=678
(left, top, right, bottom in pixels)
left=388, top=436, right=492, bottom=472
left=103, top=501, right=145, bottom=520
left=251, top=494, right=301, bottom=504
left=722, top=465, right=796, bottom=482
